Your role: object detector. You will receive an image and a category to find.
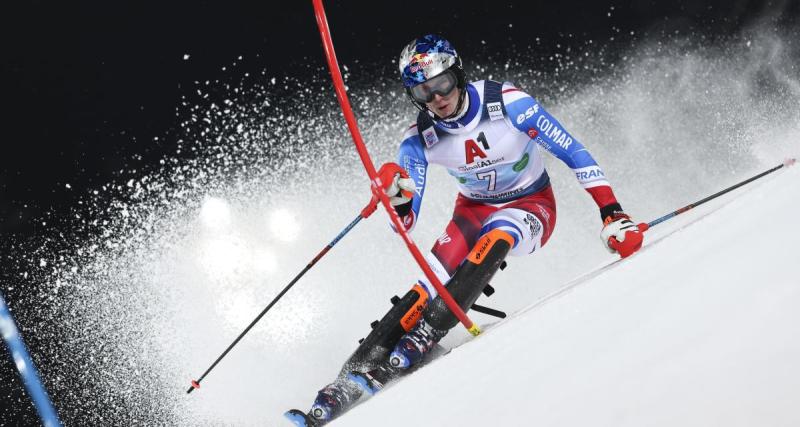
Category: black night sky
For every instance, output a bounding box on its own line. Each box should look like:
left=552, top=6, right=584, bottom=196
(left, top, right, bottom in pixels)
left=1, top=0, right=796, bottom=423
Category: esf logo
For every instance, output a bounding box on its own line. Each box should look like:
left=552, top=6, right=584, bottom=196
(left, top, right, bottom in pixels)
left=515, top=104, right=540, bottom=124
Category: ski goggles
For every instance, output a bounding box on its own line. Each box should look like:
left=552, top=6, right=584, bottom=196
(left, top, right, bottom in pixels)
left=408, top=70, right=458, bottom=103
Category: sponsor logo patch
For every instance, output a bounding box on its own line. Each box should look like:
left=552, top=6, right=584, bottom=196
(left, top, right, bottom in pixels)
left=575, top=167, right=605, bottom=182
left=538, top=206, right=551, bottom=227
left=457, top=157, right=505, bottom=172
left=512, top=153, right=529, bottom=172
left=422, top=127, right=439, bottom=147
left=487, top=102, right=504, bottom=121
left=408, top=53, right=433, bottom=73
left=536, top=115, right=573, bottom=150
left=473, top=236, right=492, bottom=261
left=468, top=186, right=526, bottom=200
left=524, top=213, right=542, bottom=237
left=515, top=104, right=540, bottom=124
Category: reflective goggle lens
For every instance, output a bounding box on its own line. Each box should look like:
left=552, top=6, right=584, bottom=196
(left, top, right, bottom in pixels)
left=409, top=71, right=457, bottom=103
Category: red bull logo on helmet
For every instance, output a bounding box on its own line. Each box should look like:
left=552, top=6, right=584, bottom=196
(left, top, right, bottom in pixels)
left=409, top=53, right=434, bottom=73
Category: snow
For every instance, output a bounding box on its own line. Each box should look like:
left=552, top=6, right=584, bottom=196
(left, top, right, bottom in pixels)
left=340, top=165, right=800, bottom=426
left=12, top=28, right=798, bottom=425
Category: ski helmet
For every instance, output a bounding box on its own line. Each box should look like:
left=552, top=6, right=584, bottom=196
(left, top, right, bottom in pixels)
left=398, top=34, right=467, bottom=116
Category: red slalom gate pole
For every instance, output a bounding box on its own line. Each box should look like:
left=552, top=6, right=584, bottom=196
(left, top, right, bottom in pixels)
left=311, top=0, right=480, bottom=336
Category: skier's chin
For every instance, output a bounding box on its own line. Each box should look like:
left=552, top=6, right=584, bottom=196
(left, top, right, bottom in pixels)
left=431, top=104, right=453, bottom=118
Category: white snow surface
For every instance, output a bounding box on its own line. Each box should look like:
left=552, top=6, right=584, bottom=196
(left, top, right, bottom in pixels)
left=339, top=165, right=800, bottom=426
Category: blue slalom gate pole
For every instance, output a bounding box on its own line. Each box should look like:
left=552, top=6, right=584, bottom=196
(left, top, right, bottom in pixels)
left=0, top=292, right=62, bottom=427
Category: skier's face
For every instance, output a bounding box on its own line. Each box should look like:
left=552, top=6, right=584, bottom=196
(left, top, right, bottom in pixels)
left=426, top=86, right=460, bottom=118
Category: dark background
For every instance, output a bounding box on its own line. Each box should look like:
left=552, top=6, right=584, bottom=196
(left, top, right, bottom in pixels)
left=0, top=0, right=795, bottom=424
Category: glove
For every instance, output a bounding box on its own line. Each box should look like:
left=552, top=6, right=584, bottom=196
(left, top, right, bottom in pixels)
left=600, top=212, right=648, bottom=258
left=373, top=162, right=416, bottom=217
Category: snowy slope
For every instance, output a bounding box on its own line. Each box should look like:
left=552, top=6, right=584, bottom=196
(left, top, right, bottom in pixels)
left=338, top=165, right=800, bottom=427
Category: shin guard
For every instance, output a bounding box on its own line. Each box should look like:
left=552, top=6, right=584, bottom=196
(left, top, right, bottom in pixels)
left=341, top=284, right=428, bottom=373
left=424, top=229, right=514, bottom=331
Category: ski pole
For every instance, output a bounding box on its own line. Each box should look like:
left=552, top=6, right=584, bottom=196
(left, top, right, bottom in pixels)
left=0, top=292, right=62, bottom=426
left=187, top=200, right=380, bottom=394
left=643, top=158, right=796, bottom=231
left=312, top=0, right=481, bottom=336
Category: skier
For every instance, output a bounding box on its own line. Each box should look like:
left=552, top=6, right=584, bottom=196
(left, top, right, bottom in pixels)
left=286, top=34, right=644, bottom=426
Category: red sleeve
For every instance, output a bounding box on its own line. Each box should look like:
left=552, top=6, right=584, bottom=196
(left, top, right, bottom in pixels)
left=586, top=185, right=618, bottom=209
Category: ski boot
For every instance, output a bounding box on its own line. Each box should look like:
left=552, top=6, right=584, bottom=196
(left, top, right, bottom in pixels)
left=287, top=284, right=429, bottom=424
left=285, top=382, right=356, bottom=426
left=284, top=409, right=320, bottom=427
left=349, top=228, right=513, bottom=395
left=349, top=318, right=448, bottom=394
left=388, top=318, right=448, bottom=369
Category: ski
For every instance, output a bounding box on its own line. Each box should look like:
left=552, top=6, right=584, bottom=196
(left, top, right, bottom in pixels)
left=284, top=318, right=498, bottom=423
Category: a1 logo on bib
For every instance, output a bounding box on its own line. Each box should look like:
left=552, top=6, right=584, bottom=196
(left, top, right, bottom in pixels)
left=464, top=131, right=490, bottom=164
